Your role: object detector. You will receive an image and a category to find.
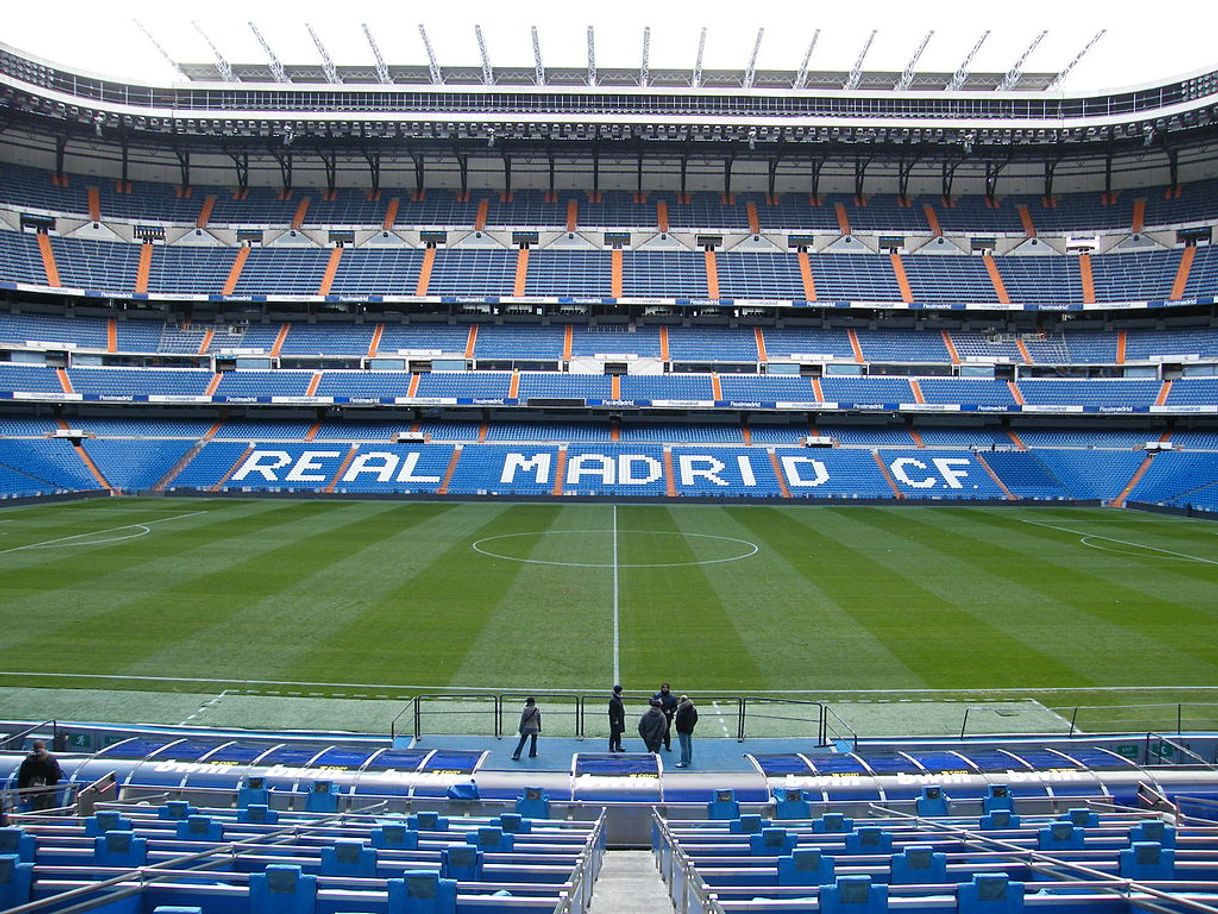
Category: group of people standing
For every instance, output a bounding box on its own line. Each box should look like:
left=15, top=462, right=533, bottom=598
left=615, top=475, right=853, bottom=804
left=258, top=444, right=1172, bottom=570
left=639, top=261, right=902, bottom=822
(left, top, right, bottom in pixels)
left=511, top=684, right=701, bottom=767
left=610, top=682, right=699, bottom=767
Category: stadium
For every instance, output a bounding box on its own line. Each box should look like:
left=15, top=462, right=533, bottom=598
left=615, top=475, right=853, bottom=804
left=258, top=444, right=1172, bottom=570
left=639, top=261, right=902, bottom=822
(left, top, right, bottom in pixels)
left=0, top=11, right=1217, bottom=914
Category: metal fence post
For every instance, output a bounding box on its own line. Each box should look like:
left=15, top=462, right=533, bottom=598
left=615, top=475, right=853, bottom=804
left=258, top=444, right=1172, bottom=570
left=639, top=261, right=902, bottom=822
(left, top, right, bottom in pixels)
left=737, top=698, right=746, bottom=742
left=414, top=698, right=422, bottom=742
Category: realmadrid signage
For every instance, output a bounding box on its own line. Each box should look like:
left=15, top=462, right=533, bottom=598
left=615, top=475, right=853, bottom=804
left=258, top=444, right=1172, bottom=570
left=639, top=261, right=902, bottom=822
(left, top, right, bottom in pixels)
left=227, top=447, right=988, bottom=494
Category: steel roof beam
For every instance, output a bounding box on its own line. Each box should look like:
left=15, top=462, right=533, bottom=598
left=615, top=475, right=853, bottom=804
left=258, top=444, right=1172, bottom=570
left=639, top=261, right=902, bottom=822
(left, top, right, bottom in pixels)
left=248, top=22, right=288, bottom=84
left=418, top=24, right=442, bottom=85
left=305, top=24, right=340, bottom=84
left=895, top=31, right=934, bottom=91
left=947, top=31, right=990, bottom=91
left=844, top=30, right=878, bottom=91
left=998, top=31, right=1048, bottom=91
left=361, top=24, right=392, bottom=85
left=793, top=30, right=820, bottom=90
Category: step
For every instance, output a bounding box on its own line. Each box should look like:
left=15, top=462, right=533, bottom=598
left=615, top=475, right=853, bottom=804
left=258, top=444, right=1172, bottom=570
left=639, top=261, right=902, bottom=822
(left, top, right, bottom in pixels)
left=589, top=850, right=675, bottom=914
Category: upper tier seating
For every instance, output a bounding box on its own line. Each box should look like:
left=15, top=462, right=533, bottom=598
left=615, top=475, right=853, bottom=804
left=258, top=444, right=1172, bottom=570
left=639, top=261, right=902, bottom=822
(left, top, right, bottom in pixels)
left=0, top=229, right=1214, bottom=309
left=10, top=163, right=1218, bottom=233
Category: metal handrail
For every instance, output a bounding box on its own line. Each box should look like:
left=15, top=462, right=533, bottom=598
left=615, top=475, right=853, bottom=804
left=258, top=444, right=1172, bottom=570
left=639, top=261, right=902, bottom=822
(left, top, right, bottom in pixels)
left=1145, top=732, right=1217, bottom=769
left=869, top=803, right=1218, bottom=914
left=0, top=719, right=59, bottom=751
left=0, top=802, right=390, bottom=914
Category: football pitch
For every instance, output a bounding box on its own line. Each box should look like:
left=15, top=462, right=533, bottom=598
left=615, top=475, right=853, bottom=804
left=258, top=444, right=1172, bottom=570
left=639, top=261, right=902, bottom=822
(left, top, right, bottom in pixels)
left=0, top=496, right=1216, bottom=737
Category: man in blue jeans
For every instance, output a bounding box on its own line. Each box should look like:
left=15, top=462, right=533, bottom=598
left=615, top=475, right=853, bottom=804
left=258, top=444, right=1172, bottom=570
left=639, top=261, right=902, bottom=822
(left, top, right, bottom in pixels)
left=674, top=695, right=698, bottom=768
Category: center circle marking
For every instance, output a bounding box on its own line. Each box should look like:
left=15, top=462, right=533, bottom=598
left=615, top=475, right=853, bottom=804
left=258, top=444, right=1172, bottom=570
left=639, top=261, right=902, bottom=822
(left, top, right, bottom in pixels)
left=471, top=529, right=759, bottom=568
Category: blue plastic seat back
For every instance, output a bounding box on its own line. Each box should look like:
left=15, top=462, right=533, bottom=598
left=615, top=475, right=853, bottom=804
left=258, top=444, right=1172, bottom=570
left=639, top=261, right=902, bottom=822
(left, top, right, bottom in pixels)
left=958, top=873, right=1025, bottom=914
left=372, top=824, right=419, bottom=849
left=238, top=781, right=270, bottom=809
left=93, top=831, right=148, bottom=867
left=979, top=811, right=1020, bottom=831
left=709, top=789, right=740, bottom=820
left=777, top=848, right=835, bottom=886
left=730, top=814, right=766, bottom=834
left=516, top=787, right=549, bottom=820
left=158, top=801, right=196, bottom=821
left=749, top=827, right=797, bottom=857
left=239, top=804, right=279, bottom=824
left=983, top=785, right=1014, bottom=813
left=407, top=811, right=448, bottom=831
left=496, top=813, right=531, bottom=833
left=1037, top=822, right=1084, bottom=851
left=0, top=829, right=35, bottom=863
left=1129, top=821, right=1175, bottom=848
left=388, top=871, right=458, bottom=914
left=441, top=845, right=483, bottom=881
left=773, top=788, right=811, bottom=820
left=821, top=875, right=889, bottom=914
left=813, top=812, right=854, bottom=834
left=845, top=827, right=893, bottom=854
left=84, top=811, right=132, bottom=836
left=304, top=780, right=338, bottom=813
left=465, top=826, right=513, bottom=852
left=1061, top=808, right=1099, bottom=828
left=321, top=839, right=376, bottom=878
left=176, top=815, right=223, bottom=842
left=0, top=857, right=35, bottom=911
left=916, top=786, right=949, bottom=817
left=891, top=846, right=948, bottom=885
left=250, top=864, right=317, bottom=914
left=1119, top=842, right=1175, bottom=880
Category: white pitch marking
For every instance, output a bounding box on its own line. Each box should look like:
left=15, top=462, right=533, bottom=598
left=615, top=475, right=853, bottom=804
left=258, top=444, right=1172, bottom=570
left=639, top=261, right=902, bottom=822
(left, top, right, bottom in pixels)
left=0, top=511, right=209, bottom=557
left=1020, top=518, right=1218, bottom=566
left=472, top=529, right=759, bottom=568
left=612, top=505, right=621, bottom=685
left=711, top=699, right=731, bottom=737
left=4, top=670, right=1218, bottom=697
left=179, top=689, right=229, bottom=725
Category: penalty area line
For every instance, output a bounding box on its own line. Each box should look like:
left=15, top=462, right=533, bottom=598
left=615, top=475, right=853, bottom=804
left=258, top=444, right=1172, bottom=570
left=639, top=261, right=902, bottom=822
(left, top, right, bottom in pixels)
left=0, top=511, right=209, bottom=556
left=1020, top=518, right=1218, bottom=566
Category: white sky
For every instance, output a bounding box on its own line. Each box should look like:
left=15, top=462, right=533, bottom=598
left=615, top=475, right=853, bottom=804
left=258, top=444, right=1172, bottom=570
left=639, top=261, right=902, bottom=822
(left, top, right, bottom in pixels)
left=4, top=0, right=1213, bottom=94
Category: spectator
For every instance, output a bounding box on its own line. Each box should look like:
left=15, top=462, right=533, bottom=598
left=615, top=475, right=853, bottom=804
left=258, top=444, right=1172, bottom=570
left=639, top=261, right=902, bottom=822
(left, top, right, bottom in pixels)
left=638, top=699, right=668, bottom=754
left=18, top=740, right=62, bottom=811
left=674, top=695, right=699, bottom=768
left=511, top=697, right=541, bottom=761
left=608, top=685, right=626, bottom=752
left=653, top=683, right=678, bottom=751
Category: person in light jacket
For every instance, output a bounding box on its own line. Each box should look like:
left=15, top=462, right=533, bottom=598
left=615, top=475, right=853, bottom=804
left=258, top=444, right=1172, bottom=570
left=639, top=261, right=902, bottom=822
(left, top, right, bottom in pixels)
left=638, top=699, right=668, bottom=754
left=511, top=697, right=542, bottom=760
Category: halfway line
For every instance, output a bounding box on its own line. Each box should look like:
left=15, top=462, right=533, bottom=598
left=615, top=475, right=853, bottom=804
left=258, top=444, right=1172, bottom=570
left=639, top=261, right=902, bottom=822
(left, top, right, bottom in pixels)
left=1020, top=518, right=1218, bottom=566
left=0, top=511, right=209, bottom=556
left=612, top=504, right=620, bottom=684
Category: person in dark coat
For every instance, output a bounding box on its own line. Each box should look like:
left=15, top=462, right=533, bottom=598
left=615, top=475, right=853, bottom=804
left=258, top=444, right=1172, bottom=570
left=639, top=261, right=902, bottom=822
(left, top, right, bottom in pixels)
left=511, top=697, right=542, bottom=760
left=674, top=695, right=699, bottom=768
left=18, top=740, right=62, bottom=810
left=608, top=685, right=626, bottom=752
left=652, top=682, right=678, bottom=751
left=638, top=699, right=668, bottom=754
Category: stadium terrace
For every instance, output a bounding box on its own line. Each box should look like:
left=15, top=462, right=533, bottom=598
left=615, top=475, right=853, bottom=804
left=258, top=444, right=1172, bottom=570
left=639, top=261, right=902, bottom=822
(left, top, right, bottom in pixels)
left=2, top=28, right=1218, bottom=914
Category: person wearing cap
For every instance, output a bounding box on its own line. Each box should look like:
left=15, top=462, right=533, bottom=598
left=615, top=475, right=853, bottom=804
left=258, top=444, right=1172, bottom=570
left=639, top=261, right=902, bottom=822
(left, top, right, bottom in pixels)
left=608, top=685, right=626, bottom=753
left=638, top=699, right=668, bottom=754
left=511, top=697, right=542, bottom=761
left=18, top=739, right=63, bottom=811
left=674, top=695, right=699, bottom=768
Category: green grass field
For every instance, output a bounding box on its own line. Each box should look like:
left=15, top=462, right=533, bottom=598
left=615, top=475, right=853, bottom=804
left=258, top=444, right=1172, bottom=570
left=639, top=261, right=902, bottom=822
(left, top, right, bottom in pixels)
left=1, top=496, right=1216, bottom=736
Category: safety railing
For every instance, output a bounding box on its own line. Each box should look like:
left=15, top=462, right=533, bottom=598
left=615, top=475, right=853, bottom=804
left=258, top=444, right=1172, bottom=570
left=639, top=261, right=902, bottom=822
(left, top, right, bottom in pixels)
left=390, top=690, right=832, bottom=745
